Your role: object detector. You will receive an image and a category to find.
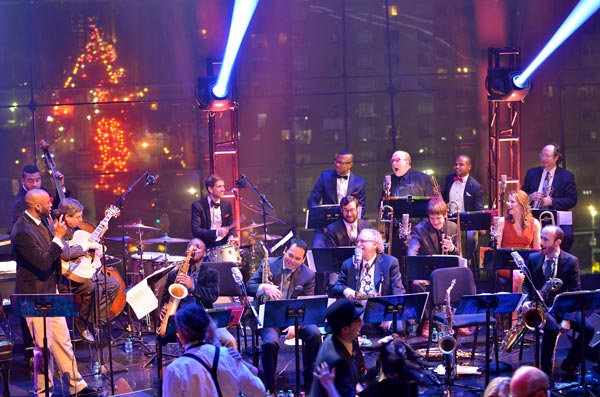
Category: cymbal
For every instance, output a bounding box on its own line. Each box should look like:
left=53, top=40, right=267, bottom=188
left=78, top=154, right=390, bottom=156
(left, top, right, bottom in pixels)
left=238, top=221, right=275, bottom=231
left=103, top=235, right=134, bottom=242
left=120, top=222, right=160, bottom=231
left=251, top=233, right=282, bottom=241
left=142, top=233, right=190, bottom=244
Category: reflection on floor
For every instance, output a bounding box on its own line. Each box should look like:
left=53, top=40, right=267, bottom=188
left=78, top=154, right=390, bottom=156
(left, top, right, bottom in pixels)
left=4, top=313, right=600, bottom=396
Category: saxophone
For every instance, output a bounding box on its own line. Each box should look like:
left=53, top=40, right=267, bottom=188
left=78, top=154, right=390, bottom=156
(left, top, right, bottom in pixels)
left=501, top=277, right=563, bottom=352
left=259, top=242, right=273, bottom=304
left=439, top=279, right=457, bottom=383
left=157, top=247, right=194, bottom=337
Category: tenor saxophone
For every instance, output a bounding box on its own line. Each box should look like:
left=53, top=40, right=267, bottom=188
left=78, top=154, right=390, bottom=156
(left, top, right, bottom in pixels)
left=440, top=279, right=457, bottom=383
left=157, top=247, right=194, bottom=337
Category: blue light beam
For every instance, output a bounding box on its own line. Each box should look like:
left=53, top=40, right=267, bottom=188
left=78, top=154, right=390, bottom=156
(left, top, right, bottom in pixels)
left=212, top=0, right=259, bottom=99
left=514, top=0, right=600, bottom=88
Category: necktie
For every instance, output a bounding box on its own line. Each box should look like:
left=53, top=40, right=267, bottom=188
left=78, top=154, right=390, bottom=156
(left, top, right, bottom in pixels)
left=542, top=172, right=551, bottom=193
left=363, top=262, right=373, bottom=293
left=349, top=223, right=357, bottom=243
left=336, top=174, right=348, bottom=180
left=210, top=201, right=220, bottom=209
left=453, top=176, right=464, bottom=183
left=543, top=259, right=555, bottom=280
left=281, top=268, right=293, bottom=298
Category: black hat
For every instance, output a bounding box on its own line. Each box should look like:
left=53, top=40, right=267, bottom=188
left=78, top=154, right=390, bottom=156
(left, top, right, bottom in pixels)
left=326, top=298, right=364, bottom=333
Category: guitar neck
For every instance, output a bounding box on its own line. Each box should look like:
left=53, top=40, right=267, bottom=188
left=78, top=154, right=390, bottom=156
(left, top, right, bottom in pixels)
left=88, top=212, right=113, bottom=242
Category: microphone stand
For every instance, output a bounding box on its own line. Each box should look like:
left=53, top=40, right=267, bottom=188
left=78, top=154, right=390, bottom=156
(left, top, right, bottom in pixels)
left=233, top=270, right=262, bottom=366
left=239, top=174, right=274, bottom=242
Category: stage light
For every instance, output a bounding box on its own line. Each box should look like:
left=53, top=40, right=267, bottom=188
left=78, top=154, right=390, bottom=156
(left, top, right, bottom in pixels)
left=486, top=67, right=532, bottom=101
left=515, top=0, right=600, bottom=87
left=196, top=76, right=233, bottom=111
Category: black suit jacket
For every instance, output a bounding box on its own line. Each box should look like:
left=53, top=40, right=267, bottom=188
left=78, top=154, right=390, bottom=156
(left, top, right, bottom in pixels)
left=407, top=220, right=458, bottom=256
left=190, top=197, right=234, bottom=248
left=160, top=263, right=219, bottom=309
left=442, top=174, right=484, bottom=211
left=308, top=169, right=367, bottom=209
left=324, top=219, right=372, bottom=248
left=11, top=186, right=71, bottom=226
left=309, top=335, right=364, bottom=397
left=246, top=257, right=315, bottom=299
left=388, top=169, right=434, bottom=197
left=523, top=250, right=580, bottom=307
left=11, top=213, right=63, bottom=294
left=521, top=166, right=577, bottom=210
left=331, top=253, right=405, bottom=298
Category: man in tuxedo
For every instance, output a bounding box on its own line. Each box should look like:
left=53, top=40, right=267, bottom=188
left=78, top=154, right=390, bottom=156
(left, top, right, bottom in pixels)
left=159, top=238, right=236, bottom=347
left=522, top=225, right=593, bottom=382
left=331, top=228, right=405, bottom=332
left=191, top=174, right=235, bottom=249
left=11, top=189, right=101, bottom=396
left=522, top=142, right=577, bottom=251
left=246, top=239, right=322, bottom=392
left=442, top=154, right=484, bottom=262
left=308, top=151, right=367, bottom=248
left=408, top=198, right=458, bottom=257
left=324, top=196, right=372, bottom=248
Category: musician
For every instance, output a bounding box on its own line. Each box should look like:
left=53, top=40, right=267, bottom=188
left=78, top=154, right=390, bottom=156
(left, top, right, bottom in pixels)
left=324, top=196, right=372, bottom=248
left=522, top=142, right=577, bottom=251
left=11, top=189, right=101, bottom=396
left=442, top=154, right=484, bottom=263
left=308, top=151, right=367, bottom=248
left=331, top=228, right=405, bottom=332
left=522, top=225, right=593, bottom=381
left=160, top=238, right=236, bottom=348
left=407, top=198, right=458, bottom=257
left=59, top=198, right=120, bottom=344
left=246, top=239, right=322, bottom=392
left=191, top=174, right=235, bottom=249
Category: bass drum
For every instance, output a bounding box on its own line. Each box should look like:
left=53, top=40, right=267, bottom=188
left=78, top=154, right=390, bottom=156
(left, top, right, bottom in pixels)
left=208, top=244, right=242, bottom=263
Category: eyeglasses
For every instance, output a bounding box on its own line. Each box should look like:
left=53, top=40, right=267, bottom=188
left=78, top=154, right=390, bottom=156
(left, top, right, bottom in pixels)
left=356, top=239, right=375, bottom=244
left=334, top=159, right=352, bottom=165
left=342, top=208, right=357, bottom=214
left=539, top=153, right=555, bottom=159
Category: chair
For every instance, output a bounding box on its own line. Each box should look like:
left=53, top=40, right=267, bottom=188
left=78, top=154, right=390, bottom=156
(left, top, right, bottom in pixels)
left=426, top=266, right=498, bottom=360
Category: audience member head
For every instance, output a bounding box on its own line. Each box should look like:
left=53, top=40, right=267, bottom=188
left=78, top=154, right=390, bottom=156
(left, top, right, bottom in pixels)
left=510, top=366, right=550, bottom=397
left=175, top=304, right=217, bottom=346
left=325, top=298, right=363, bottom=340
left=484, top=376, right=511, bottom=397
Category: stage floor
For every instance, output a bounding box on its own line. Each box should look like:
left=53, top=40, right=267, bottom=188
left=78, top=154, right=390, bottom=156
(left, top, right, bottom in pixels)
left=4, top=313, right=600, bottom=396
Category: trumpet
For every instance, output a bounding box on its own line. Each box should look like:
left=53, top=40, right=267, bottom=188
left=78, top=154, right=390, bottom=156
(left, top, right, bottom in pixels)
left=379, top=202, right=394, bottom=255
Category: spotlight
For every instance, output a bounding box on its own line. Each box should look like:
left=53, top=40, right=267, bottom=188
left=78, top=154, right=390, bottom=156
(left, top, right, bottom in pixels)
left=485, top=67, right=532, bottom=101
left=196, top=76, right=232, bottom=112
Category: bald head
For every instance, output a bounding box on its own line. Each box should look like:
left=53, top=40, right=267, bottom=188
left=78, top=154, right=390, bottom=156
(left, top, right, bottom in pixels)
left=510, top=366, right=549, bottom=397
left=24, top=189, right=52, bottom=220
left=390, top=150, right=411, bottom=177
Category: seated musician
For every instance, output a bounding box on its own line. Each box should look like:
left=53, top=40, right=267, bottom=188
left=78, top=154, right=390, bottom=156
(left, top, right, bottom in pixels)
left=521, top=225, right=593, bottom=383
left=323, top=196, right=371, bottom=248
left=246, top=238, right=322, bottom=393
left=160, top=238, right=236, bottom=348
left=59, top=198, right=120, bottom=344
left=330, top=228, right=405, bottom=333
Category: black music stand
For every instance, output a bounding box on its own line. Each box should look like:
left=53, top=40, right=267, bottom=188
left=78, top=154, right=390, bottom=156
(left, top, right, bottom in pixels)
left=486, top=248, right=539, bottom=293
left=381, top=196, right=430, bottom=219
left=457, top=211, right=494, bottom=231
left=406, top=255, right=460, bottom=284
left=312, top=247, right=355, bottom=295
left=205, top=262, right=242, bottom=296
left=455, top=293, right=522, bottom=385
left=551, top=290, right=600, bottom=396
left=11, top=293, right=78, bottom=397
left=264, top=297, right=328, bottom=397
left=207, top=308, right=233, bottom=328
left=305, top=205, right=341, bottom=229
left=363, top=292, right=428, bottom=334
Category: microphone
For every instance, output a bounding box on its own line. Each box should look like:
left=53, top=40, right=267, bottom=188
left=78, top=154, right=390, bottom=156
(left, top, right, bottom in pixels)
left=231, top=188, right=239, bottom=197
left=500, top=174, right=507, bottom=194
left=145, top=173, right=159, bottom=186
left=292, top=285, right=304, bottom=299
left=231, top=267, right=244, bottom=286
left=353, top=247, right=362, bottom=268
left=510, top=251, right=526, bottom=269
left=235, top=174, right=247, bottom=188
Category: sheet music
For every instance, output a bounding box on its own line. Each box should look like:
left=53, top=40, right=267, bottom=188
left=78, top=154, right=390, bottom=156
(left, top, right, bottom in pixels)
left=258, top=303, right=265, bottom=329
left=126, top=279, right=158, bottom=319
left=430, top=254, right=468, bottom=267
left=0, top=261, right=16, bottom=274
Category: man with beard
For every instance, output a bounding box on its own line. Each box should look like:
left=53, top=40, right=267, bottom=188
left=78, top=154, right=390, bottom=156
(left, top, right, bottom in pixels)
left=324, top=196, right=372, bottom=248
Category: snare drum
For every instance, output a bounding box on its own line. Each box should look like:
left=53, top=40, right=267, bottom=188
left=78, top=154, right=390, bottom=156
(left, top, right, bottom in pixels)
left=130, top=251, right=169, bottom=277
left=208, top=244, right=242, bottom=263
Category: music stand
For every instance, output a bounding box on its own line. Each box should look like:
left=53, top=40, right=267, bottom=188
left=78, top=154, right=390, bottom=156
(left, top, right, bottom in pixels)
left=312, top=247, right=355, bottom=295
left=455, top=293, right=522, bottom=385
left=204, top=262, right=242, bottom=296
left=457, top=211, right=495, bottom=231
left=264, top=297, right=328, bottom=397
left=406, top=255, right=460, bottom=284
left=207, top=308, right=233, bottom=328
left=550, top=290, right=600, bottom=396
left=381, top=196, right=430, bottom=219
left=11, top=293, right=78, bottom=397
left=486, top=248, right=539, bottom=293
left=363, top=292, right=428, bottom=334
left=305, top=205, right=340, bottom=229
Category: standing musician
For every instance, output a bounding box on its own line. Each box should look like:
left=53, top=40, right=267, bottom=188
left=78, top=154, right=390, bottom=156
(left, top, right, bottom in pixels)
left=246, top=239, right=322, bottom=392
left=191, top=174, right=236, bottom=249
left=160, top=238, right=236, bottom=348
left=331, top=228, right=405, bottom=332
left=522, top=142, right=577, bottom=251
left=521, top=225, right=593, bottom=382
left=58, top=198, right=120, bottom=345
left=324, top=196, right=372, bottom=248
left=11, top=189, right=102, bottom=396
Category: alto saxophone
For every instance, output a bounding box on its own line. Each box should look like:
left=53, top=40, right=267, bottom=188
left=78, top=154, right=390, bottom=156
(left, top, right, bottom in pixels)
left=440, top=279, right=458, bottom=383
left=259, top=242, right=273, bottom=304
left=157, top=247, right=194, bottom=337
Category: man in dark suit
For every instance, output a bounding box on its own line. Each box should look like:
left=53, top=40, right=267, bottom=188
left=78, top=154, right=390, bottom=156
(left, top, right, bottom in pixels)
left=246, top=239, right=322, bottom=392
left=308, top=152, right=367, bottom=248
left=191, top=174, right=235, bottom=249
left=310, top=298, right=366, bottom=397
left=522, top=225, right=593, bottom=382
left=407, top=198, right=458, bottom=257
left=442, top=154, right=484, bottom=262
left=331, top=228, right=405, bottom=332
left=324, top=196, right=372, bottom=248
left=11, top=189, right=101, bottom=396
left=522, top=142, right=577, bottom=251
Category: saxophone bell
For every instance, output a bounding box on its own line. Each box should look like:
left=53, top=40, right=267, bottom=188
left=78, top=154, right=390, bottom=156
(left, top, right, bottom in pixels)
left=439, top=334, right=457, bottom=355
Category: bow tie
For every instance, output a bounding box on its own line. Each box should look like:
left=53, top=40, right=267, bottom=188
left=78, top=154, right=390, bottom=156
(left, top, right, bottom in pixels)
left=337, top=174, right=348, bottom=180
left=210, top=201, right=220, bottom=209
left=453, top=176, right=464, bottom=183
